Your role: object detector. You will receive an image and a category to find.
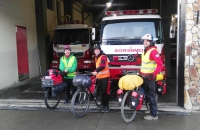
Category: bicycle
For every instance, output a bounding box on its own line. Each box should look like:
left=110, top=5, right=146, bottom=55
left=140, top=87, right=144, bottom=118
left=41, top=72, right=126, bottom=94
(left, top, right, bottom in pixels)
left=41, top=69, right=67, bottom=110
left=118, top=71, right=158, bottom=123
left=117, top=71, right=151, bottom=108
left=71, top=71, right=103, bottom=118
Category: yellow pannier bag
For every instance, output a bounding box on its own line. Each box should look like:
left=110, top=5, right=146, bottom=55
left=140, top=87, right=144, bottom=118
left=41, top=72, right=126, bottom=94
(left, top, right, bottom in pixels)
left=118, top=75, right=144, bottom=90
left=156, top=73, right=164, bottom=81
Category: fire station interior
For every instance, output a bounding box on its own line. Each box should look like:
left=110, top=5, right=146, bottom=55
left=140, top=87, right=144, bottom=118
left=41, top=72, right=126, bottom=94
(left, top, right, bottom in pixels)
left=35, top=0, right=182, bottom=107
left=72, top=0, right=180, bottom=106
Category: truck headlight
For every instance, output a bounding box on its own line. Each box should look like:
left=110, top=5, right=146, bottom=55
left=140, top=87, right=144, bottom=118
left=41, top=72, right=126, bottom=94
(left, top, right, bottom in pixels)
left=84, top=60, right=92, bottom=63
left=52, top=60, right=58, bottom=64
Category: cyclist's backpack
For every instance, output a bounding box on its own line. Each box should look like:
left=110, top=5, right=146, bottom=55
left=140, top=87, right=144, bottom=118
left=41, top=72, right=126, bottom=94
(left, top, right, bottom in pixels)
left=130, top=90, right=144, bottom=110
left=156, top=80, right=166, bottom=95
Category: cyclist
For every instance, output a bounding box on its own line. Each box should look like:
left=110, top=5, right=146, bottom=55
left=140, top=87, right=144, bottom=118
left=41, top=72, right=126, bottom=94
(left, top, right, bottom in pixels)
left=140, top=34, right=163, bottom=120
left=59, top=45, right=77, bottom=104
left=91, top=44, right=110, bottom=113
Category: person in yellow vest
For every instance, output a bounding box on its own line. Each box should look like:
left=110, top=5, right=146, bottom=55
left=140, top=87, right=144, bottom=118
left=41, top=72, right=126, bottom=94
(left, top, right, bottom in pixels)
left=140, top=34, right=163, bottom=120
left=91, top=44, right=110, bottom=113
left=59, top=45, right=77, bottom=104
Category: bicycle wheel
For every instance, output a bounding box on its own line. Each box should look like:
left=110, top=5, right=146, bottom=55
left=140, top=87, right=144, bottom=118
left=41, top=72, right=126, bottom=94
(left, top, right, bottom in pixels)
left=45, top=88, right=61, bottom=109
left=121, top=91, right=137, bottom=123
left=71, top=88, right=90, bottom=118
left=94, top=87, right=103, bottom=106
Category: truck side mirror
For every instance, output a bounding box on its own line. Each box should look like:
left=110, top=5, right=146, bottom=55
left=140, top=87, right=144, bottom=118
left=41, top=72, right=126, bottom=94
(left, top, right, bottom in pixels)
left=169, top=25, right=175, bottom=38
left=92, top=28, right=96, bottom=40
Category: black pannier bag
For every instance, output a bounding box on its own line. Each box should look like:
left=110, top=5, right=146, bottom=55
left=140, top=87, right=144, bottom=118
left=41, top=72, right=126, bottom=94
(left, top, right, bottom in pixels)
left=130, top=90, right=144, bottom=110
left=73, top=74, right=84, bottom=87
left=157, top=80, right=166, bottom=95
left=51, top=82, right=68, bottom=97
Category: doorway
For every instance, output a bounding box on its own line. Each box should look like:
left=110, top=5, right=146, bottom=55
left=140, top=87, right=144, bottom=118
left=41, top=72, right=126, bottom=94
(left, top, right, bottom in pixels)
left=16, top=26, right=29, bottom=80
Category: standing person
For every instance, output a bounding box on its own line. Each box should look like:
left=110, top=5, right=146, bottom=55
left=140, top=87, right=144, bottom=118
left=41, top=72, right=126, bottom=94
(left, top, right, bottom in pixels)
left=140, top=34, right=163, bottom=120
left=92, top=44, right=110, bottom=113
left=59, top=45, right=77, bottom=104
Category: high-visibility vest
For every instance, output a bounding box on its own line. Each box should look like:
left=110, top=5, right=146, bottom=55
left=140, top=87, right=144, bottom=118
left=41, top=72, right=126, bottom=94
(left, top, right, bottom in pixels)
left=61, top=55, right=76, bottom=77
left=95, top=55, right=110, bottom=79
left=140, top=48, right=157, bottom=74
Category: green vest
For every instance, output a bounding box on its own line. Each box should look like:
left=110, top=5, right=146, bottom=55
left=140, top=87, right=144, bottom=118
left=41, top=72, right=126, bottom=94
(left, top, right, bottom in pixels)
left=61, top=56, right=76, bottom=77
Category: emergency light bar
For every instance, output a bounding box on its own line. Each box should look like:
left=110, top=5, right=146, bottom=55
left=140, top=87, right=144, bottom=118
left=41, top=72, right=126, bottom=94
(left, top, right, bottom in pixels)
left=105, top=9, right=158, bottom=16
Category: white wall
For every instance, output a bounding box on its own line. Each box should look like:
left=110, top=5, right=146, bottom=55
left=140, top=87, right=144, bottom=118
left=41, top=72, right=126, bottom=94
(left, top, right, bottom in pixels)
left=0, top=0, right=39, bottom=89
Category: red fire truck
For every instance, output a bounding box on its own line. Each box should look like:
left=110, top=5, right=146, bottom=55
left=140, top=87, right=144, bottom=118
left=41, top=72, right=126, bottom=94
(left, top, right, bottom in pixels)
left=50, top=21, right=95, bottom=72
left=92, top=9, right=166, bottom=79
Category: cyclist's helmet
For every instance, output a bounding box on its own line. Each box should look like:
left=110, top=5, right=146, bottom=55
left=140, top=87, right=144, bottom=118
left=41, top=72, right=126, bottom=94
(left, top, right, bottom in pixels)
left=64, top=45, right=71, bottom=51
left=93, top=44, right=101, bottom=50
left=73, top=74, right=84, bottom=87
left=141, top=34, right=154, bottom=46
left=82, top=75, right=92, bottom=88
left=141, top=34, right=153, bottom=40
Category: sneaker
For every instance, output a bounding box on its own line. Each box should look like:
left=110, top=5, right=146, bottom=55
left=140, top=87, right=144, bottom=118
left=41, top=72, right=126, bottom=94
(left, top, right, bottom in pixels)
left=102, top=106, right=110, bottom=113
left=143, top=115, right=158, bottom=120
left=63, top=98, right=70, bottom=104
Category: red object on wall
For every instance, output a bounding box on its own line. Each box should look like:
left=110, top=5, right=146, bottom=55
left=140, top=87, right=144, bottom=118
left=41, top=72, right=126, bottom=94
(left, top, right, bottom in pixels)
left=16, top=26, right=29, bottom=74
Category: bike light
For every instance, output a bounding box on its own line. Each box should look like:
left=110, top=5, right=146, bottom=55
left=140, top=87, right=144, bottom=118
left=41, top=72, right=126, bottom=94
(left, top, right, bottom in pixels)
left=113, top=56, right=119, bottom=61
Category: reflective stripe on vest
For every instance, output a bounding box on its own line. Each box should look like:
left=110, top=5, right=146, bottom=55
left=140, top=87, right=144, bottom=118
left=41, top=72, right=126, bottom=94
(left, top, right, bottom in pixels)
left=95, top=55, right=110, bottom=79
left=62, top=56, right=75, bottom=77
left=140, top=48, right=157, bottom=73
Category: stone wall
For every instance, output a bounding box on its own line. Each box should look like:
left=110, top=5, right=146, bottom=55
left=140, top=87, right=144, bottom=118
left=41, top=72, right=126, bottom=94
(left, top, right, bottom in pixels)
left=185, top=0, right=200, bottom=110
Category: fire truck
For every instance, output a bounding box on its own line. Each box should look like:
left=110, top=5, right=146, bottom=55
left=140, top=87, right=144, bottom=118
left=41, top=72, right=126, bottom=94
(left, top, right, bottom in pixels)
left=92, top=9, right=166, bottom=79
left=50, top=20, right=95, bottom=72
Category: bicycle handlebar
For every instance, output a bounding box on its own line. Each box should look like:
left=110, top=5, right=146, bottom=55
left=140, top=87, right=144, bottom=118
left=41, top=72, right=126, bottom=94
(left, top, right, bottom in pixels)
left=75, top=71, right=94, bottom=76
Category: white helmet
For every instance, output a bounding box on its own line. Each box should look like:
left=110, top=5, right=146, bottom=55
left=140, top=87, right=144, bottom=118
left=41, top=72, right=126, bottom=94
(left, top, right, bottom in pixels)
left=141, top=34, right=153, bottom=41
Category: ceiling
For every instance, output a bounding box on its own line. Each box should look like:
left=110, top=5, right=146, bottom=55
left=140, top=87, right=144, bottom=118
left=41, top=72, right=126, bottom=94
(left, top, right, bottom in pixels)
left=76, top=0, right=152, bottom=23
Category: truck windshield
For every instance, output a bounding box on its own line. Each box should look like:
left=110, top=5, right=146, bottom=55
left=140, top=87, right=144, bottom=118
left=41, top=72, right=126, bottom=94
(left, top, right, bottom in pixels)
left=52, top=29, right=89, bottom=45
left=101, top=19, right=162, bottom=45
